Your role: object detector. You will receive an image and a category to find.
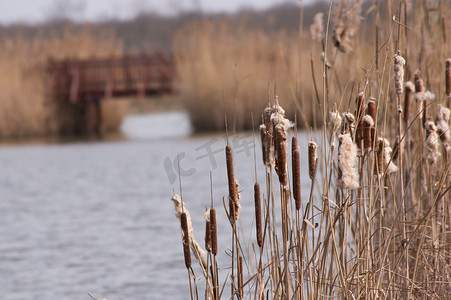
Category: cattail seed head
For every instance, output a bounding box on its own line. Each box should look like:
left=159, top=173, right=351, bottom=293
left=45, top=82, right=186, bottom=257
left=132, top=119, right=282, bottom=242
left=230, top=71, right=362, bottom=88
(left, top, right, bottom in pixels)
left=292, top=136, right=301, bottom=211
left=254, top=182, right=263, bottom=247
left=342, top=112, right=355, bottom=135
left=337, top=134, right=359, bottom=190
left=181, top=212, right=191, bottom=269
left=367, top=98, right=377, bottom=122
left=274, top=124, right=288, bottom=186
left=436, top=104, right=451, bottom=152
left=362, top=115, right=374, bottom=150
left=260, top=124, right=271, bottom=167
left=383, top=138, right=398, bottom=174
left=393, top=51, right=406, bottom=96
left=404, top=81, right=414, bottom=124
left=204, top=210, right=211, bottom=252
left=310, top=12, right=324, bottom=42
left=446, top=58, right=451, bottom=96
left=210, top=208, right=217, bottom=256
left=225, top=145, right=239, bottom=223
left=425, top=121, right=441, bottom=165
left=308, top=141, right=318, bottom=180
left=355, top=92, right=365, bottom=150
left=375, top=137, right=384, bottom=175
left=329, top=109, right=342, bottom=134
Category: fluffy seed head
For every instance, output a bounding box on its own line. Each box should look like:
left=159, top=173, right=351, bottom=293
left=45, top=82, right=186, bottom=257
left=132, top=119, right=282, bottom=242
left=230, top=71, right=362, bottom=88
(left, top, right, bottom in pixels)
left=310, top=13, right=324, bottom=41
left=393, top=51, right=406, bottom=96
left=425, top=121, right=441, bottom=165
left=337, top=133, right=359, bottom=190
left=308, top=141, right=318, bottom=179
left=329, top=109, right=342, bottom=134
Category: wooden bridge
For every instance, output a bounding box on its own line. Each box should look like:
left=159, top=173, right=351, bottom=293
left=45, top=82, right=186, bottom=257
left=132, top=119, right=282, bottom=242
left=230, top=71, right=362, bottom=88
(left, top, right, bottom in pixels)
left=45, top=52, right=176, bottom=135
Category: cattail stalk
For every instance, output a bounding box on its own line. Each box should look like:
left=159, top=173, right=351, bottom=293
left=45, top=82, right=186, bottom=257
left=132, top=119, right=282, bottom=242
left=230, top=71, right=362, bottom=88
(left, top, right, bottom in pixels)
left=363, top=115, right=374, bottom=150
left=274, top=124, right=288, bottom=186
left=355, top=92, right=365, bottom=151
left=404, top=82, right=414, bottom=125
left=181, top=212, right=191, bottom=269
left=254, top=182, right=263, bottom=247
left=204, top=210, right=211, bottom=252
left=260, top=124, right=270, bottom=167
left=446, top=58, right=451, bottom=97
left=308, top=141, right=318, bottom=179
left=226, top=145, right=239, bottom=223
left=292, top=136, right=301, bottom=210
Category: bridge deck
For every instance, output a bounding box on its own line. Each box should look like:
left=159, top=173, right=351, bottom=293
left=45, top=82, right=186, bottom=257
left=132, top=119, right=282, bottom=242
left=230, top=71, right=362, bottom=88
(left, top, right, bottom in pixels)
left=46, top=53, right=176, bottom=103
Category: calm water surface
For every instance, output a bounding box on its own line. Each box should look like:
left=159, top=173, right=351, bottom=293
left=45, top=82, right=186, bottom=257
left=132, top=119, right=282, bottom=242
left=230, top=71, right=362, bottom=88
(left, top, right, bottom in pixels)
left=0, top=111, right=313, bottom=300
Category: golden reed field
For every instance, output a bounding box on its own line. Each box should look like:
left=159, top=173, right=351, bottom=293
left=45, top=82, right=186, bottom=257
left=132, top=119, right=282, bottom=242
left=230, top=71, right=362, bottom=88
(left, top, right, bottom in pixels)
left=0, top=27, right=123, bottom=138
left=170, top=1, right=451, bottom=299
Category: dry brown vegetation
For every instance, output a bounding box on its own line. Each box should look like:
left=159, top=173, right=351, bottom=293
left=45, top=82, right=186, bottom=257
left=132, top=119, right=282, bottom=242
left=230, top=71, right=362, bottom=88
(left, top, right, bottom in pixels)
left=0, top=26, right=123, bottom=139
left=172, top=1, right=451, bottom=299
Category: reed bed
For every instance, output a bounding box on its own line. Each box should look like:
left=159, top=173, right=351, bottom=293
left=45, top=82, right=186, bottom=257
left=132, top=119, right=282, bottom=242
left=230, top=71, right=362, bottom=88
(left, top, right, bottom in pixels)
left=0, top=26, right=123, bottom=138
left=171, top=1, right=451, bottom=299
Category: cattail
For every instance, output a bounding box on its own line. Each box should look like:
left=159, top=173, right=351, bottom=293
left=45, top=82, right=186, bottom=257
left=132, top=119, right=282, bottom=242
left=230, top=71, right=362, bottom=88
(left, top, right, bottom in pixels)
left=171, top=194, right=207, bottom=269
left=337, top=134, right=359, bottom=190
left=414, top=70, right=425, bottom=120
left=210, top=208, right=217, bottom=256
left=362, top=115, right=374, bottom=150
left=181, top=212, right=191, bottom=269
left=383, top=138, right=398, bottom=174
left=404, top=81, right=415, bottom=124
left=308, top=141, right=318, bottom=179
left=204, top=210, right=211, bottom=252
left=292, top=136, right=301, bottom=211
left=355, top=92, right=365, bottom=150
left=375, top=137, right=384, bottom=175
left=393, top=51, right=406, bottom=96
left=274, top=124, right=288, bottom=186
left=329, top=109, right=342, bottom=134
left=367, top=98, right=377, bottom=121
left=342, top=112, right=355, bottom=135
left=310, top=13, right=324, bottom=42
left=446, top=58, right=451, bottom=96
left=436, top=104, right=451, bottom=152
left=425, top=121, right=441, bottom=165
left=260, top=124, right=270, bottom=167
left=226, top=145, right=239, bottom=223
left=254, top=182, right=263, bottom=247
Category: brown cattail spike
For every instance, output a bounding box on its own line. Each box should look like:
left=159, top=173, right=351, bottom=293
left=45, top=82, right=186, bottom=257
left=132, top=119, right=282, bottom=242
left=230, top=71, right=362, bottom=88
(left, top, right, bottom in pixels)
left=355, top=92, right=365, bottom=150
left=254, top=182, right=263, bottom=247
left=204, top=210, right=211, bottom=252
left=181, top=212, right=191, bottom=269
left=274, top=124, right=288, bottom=185
left=292, top=136, right=301, bottom=210
left=260, top=124, right=270, bottom=167
left=362, top=115, right=374, bottom=150
left=367, top=98, right=377, bottom=122
left=404, top=81, right=414, bottom=124
left=210, top=208, right=218, bottom=256
left=308, top=141, right=318, bottom=179
left=375, top=137, right=384, bottom=175
left=225, top=145, right=239, bottom=223
left=446, top=58, right=451, bottom=97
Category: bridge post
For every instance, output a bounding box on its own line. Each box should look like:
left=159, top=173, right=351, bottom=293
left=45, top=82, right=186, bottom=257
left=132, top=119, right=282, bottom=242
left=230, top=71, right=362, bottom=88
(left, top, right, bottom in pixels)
left=85, top=96, right=103, bottom=138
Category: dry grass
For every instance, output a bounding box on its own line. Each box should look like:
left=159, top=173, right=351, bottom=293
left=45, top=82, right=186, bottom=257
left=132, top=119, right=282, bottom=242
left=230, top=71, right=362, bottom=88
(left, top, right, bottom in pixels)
left=172, top=1, right=451, bottom=299
left=0, top=26, right=123, bottom=138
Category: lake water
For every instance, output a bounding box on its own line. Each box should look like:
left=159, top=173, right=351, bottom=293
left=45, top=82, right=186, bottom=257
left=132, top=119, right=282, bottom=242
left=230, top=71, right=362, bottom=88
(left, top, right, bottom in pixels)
left=0, top=111, right=313, bottom=300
